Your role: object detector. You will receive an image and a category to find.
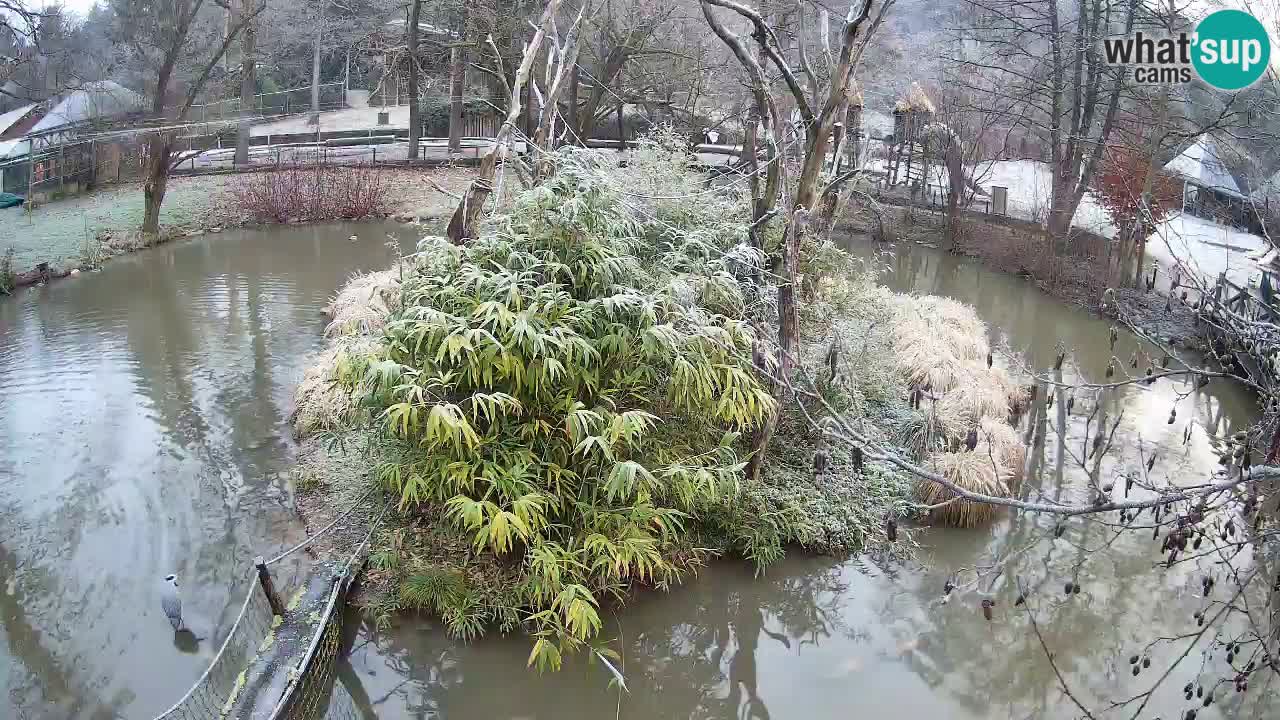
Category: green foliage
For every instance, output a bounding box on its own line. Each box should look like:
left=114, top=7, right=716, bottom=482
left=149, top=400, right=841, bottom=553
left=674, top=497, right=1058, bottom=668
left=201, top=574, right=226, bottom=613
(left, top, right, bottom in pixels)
left=346, top=152, right=778, bottom=662
left=335, top=141, right=916, bottom=668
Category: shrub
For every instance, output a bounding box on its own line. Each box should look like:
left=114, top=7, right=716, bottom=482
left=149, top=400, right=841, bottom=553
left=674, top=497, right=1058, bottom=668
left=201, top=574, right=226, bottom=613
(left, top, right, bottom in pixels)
left=342, top=156, right=780, bottom=667
left=0, top=247, right=13, bottom=295
left=1095, top=143, right=1182, bottom=236
left=229, top=164, right=390, bottom=223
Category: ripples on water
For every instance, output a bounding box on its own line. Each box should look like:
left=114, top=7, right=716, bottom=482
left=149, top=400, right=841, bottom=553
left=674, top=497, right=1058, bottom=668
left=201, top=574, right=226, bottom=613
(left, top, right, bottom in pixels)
left=326, top=238, right=1274, bottom=720
left=0, top=222, right=416, bottom=719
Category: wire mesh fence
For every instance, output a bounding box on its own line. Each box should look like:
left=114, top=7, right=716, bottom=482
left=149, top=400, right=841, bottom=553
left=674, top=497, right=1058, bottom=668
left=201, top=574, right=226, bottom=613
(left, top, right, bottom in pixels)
left=318, top=666, right=369, bottom=720
left=151, top=573, right=278, bottom=720
left=272, top=576, right=352, bottom=720
left=186, top=83, right=347, bottom=124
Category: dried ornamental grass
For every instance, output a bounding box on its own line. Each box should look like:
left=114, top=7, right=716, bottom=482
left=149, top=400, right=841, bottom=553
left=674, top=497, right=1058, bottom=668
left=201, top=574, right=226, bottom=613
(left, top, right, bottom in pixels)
left=324, top=268, right=403, bottom=338
left=917, top=450, right=1014, bottom=528
left=934, top=371, right=1013, bottom=433
left=293, top=337, right=380, bottom=438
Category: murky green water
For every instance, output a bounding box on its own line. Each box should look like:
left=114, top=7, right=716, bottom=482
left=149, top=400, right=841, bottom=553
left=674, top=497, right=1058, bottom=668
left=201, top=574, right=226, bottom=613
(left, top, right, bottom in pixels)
left=0, top=221, right=415, bottom=719
left=2, top=226, right=1273, bottom=720
left=327, top=237, right=1274, bottom=719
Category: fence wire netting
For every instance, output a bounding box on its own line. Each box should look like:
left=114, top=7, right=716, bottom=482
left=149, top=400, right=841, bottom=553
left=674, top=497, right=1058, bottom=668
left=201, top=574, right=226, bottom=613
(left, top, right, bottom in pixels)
left=275, top=580, right=352, bottom=720
left=147, top=494, right=386, bottom=720
left=152, top=574, right=277, bottom=720
left=320, top=681, right=365, bottom=720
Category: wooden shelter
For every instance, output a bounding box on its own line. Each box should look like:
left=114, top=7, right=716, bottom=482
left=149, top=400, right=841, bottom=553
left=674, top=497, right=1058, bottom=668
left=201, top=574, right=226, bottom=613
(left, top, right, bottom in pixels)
left=887, top=82, right=934, bottom=187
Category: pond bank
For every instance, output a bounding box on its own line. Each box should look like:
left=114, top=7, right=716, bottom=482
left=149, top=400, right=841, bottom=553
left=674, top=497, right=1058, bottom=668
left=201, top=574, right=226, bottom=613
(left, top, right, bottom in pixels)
left=0, top=166, right=474, bottom=294
left=845, top=201, right=1209, bottom=353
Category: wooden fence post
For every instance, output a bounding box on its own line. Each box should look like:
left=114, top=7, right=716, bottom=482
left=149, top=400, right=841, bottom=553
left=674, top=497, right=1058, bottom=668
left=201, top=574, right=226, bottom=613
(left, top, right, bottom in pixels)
left=255, top=556, right=285, bottom=615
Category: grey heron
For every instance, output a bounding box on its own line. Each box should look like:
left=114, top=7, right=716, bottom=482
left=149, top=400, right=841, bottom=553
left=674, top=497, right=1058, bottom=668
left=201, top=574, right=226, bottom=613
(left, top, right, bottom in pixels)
left=161, top=574, right=184, bottom=631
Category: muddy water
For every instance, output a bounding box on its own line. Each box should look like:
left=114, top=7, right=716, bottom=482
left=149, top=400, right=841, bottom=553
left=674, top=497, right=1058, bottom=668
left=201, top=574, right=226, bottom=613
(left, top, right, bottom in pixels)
left=330, top=237, right=1274, bottom=719
left=0, top=222, right=415, bottom=719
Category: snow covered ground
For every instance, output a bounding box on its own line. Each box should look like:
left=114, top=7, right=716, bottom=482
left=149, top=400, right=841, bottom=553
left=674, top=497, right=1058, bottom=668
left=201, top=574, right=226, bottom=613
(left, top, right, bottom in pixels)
left=251, top=105, right=414, bottom=136
left=978, top=160, right=1117, bottom=238
left=1144, top=214, right=1271, bottom=289
left=864, top=158, right=1117, bottom=236
left=866, top=154, right=1273, bottom=289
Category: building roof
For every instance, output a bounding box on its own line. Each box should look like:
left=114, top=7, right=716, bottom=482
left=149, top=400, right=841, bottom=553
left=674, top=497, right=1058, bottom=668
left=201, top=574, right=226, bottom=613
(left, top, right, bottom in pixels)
left=894, top=83, right=935, bottom=114
left=28, top=81, right=144, bottom=135
left=1163, top=136, right=1245, bottom=199
left=0, top=103, right=38, bottom=135
left=0, top=138, right=29, bottom=161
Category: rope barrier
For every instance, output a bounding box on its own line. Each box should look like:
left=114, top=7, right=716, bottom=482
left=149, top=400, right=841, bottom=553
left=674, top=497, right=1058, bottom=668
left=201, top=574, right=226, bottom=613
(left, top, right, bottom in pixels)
left=149, top=571, right=260, bottom=720
left=264, top=500, right=394, bottom=720
left=263, top=487, right=378, bottom=566
left=343, top=499, right=394, bottom=574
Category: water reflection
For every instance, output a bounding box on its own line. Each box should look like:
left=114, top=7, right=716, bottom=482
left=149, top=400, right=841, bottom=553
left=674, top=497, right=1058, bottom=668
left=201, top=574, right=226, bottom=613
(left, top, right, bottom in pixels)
left=338, top=237, right=1275, bottom=719
left=0, top=221, right=416, bottom=719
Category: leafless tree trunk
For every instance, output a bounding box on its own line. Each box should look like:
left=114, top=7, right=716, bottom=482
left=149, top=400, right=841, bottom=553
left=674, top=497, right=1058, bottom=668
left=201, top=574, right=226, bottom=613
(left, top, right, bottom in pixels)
left=407, top=0, right=422, bottom=160
left=567, top=65, right=579, bottom=142
left=309, top=1, right=323, bottom=125
left=532, top=8, right=586, bottom=179
left=142, top=133, right=172, bottom=234
left=235, top=0, right=256, bottom=166
left=446, top=0, right=560, bottom=243
left=448, top=44, right=464, bottom=154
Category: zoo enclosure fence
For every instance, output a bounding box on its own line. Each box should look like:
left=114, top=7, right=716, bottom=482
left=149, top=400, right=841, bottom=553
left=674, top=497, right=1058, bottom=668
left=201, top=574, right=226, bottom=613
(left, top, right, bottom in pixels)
left=145, top=492, right=386, bottom=720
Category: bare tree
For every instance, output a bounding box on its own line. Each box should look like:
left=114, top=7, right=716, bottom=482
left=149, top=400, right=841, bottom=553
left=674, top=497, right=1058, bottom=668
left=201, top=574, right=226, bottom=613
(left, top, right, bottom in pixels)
left=946, top=0, right=1138, bottom=251
left=700, top=0, right=891, bottom=480
left=406, top=0, right=422, bottom=159
left=235, top=0, right=257, bottom=165
left=446, top=0, right=561, bottom=243
left=111, top=0, right=264, bottom=235
left=571, top=0, right=676, bottom=141
left=309, top=0, right=324, bottom=124
left=0, top=3, right=76, bottom=109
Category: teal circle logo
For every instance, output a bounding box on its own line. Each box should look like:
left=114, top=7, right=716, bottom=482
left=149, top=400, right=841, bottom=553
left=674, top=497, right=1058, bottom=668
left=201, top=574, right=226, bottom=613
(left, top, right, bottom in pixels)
left=1192, top=9, right=1271, bottom=90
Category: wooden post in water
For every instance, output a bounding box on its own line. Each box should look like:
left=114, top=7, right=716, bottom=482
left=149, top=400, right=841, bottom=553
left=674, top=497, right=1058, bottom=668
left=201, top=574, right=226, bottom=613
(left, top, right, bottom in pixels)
left=255, top=555, right=285, bottom=615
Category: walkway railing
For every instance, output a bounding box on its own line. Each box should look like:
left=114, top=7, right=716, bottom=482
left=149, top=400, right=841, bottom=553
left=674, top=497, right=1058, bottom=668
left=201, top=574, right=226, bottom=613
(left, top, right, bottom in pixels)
left=146, top=490, right=384, bottom=720
left=150, top=573, right=277, bottom=720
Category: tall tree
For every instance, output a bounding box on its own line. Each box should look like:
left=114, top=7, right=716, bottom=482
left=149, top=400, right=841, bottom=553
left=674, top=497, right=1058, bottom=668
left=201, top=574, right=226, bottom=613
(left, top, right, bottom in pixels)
left=570, top=0, right=674, bottom=141
left=406, top=0, right=422, bottom=159
left=309, top=0, right=323, bottom=124
left=235, top=0, right=257, bottom=165
left=111, top=0, right=264, bottom=235
left=947, top=0, right=1138, bottom=250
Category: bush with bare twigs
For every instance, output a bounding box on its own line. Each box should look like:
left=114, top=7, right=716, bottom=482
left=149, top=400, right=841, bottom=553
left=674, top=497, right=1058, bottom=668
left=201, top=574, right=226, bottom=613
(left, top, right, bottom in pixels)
left=229, top=164, right=391, bottom=224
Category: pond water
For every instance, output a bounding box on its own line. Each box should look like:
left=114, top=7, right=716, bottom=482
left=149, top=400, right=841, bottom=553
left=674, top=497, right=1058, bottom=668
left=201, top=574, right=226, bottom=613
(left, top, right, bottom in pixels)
left=1, top=225, right=1272, bottom=720
left=327, top=236, right=1273, bottom=719
left=0, top=221, right=415, bottom=719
